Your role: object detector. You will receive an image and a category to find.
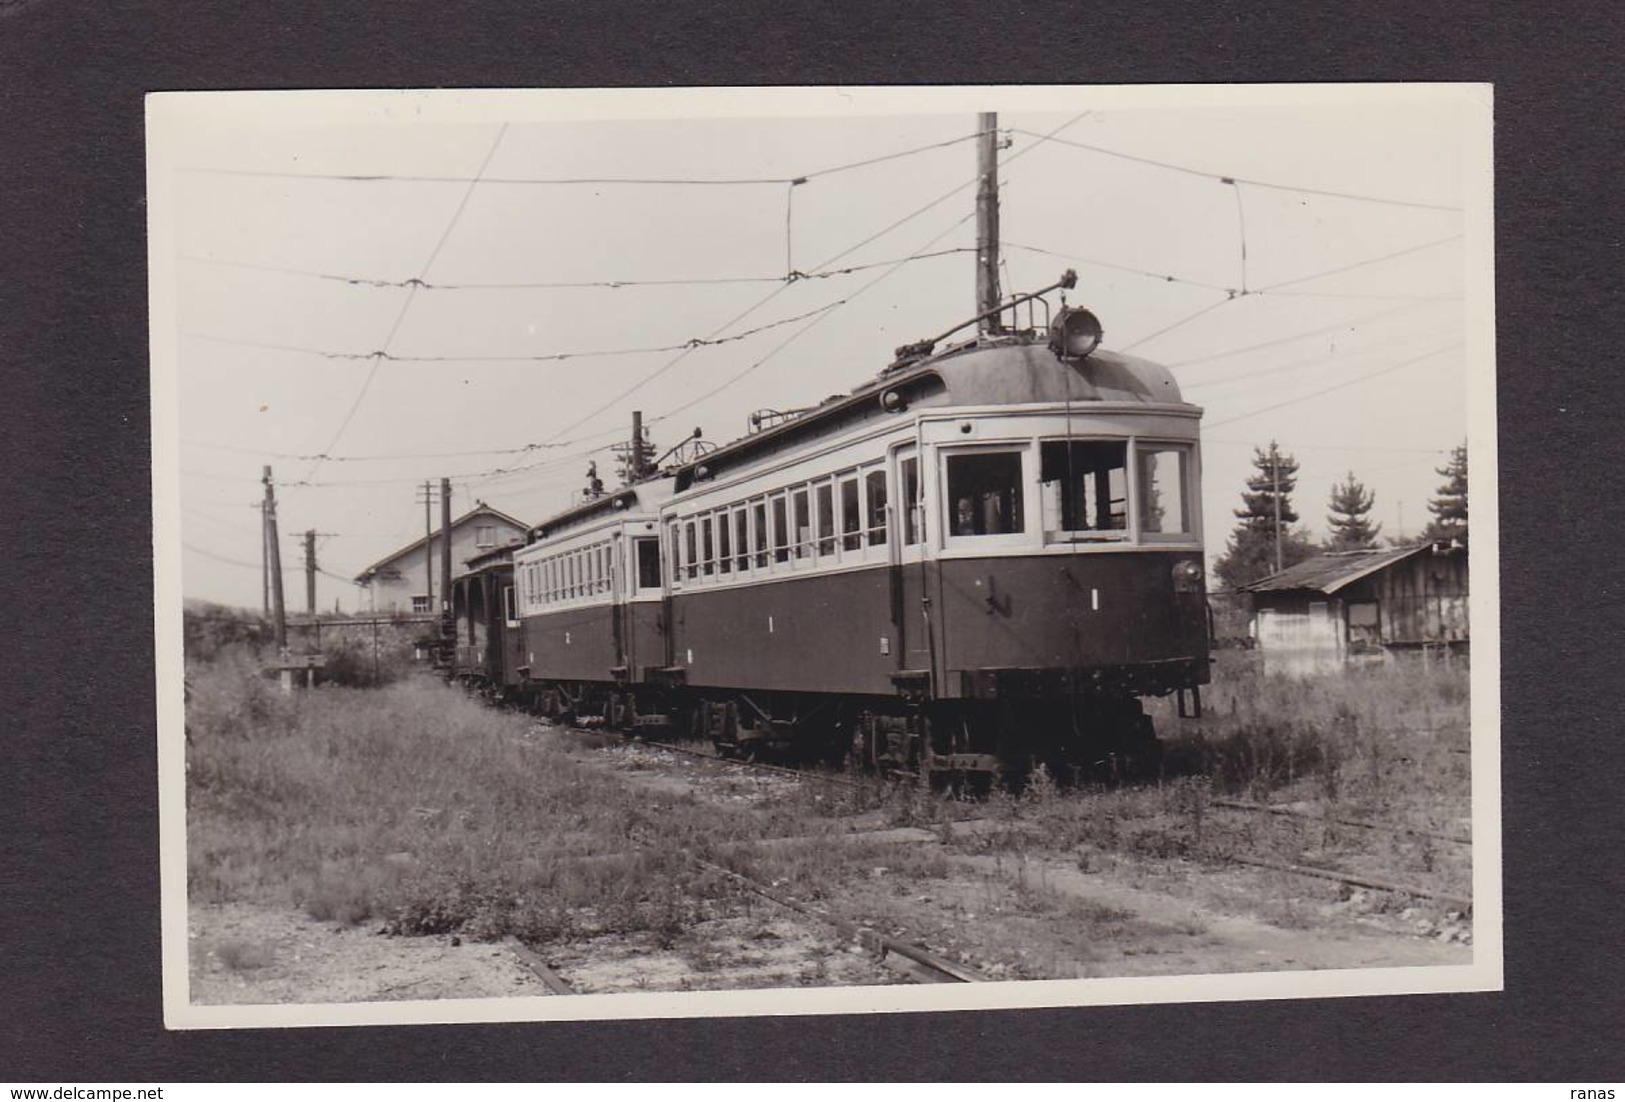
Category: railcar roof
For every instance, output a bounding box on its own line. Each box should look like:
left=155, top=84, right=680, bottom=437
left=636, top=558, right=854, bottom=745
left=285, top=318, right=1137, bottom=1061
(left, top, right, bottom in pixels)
left=528, top=478, right=676, bottom=541
left=672, top=335, right=1194, bottom=489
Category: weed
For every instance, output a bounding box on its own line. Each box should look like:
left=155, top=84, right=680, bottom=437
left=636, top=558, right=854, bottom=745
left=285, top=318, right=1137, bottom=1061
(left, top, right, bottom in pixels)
left=213, top=940, right=274, bottom=972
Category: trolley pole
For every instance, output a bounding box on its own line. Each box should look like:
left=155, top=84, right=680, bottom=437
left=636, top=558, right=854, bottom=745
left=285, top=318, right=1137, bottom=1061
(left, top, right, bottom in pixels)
left=975, top=111, right=1003, bottom=334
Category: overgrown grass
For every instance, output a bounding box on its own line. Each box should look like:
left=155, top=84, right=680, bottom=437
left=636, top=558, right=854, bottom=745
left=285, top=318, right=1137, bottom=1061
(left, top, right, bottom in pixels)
left=187, top=660, right=765, bottom=944
left=941, top=655, right=1473, bottom=906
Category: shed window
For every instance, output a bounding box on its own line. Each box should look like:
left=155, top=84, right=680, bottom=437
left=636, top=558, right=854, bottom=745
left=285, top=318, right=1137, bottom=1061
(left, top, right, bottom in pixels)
left=947, top=450, right=1025, bottom=537
left=475, top=524, right=496, bottom=548
left=412, top=594, right=432, bottom=614
left=1040, top=440, right=1127, bottom=539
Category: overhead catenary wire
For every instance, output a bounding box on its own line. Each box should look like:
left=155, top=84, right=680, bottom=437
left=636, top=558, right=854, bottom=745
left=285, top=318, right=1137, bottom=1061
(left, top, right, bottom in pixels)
left=305, top=123, right=510, bottom=483
left=1003, top=241, right=1461, bottom=303
left=544, top=113, right=1092, bottom=445
left=1008, top=129, right=1464, bottom=212
left=1203, top=342, right=1464, bottom=430
left=180, top=129, right=982, bottom=189
left=188, top=297, right=853, bottom=365
left=1165, top=300, right=1434, bottom=367
left=176, top=246, right=977, bottom=292
left=658, top=209, right=978, bottom=423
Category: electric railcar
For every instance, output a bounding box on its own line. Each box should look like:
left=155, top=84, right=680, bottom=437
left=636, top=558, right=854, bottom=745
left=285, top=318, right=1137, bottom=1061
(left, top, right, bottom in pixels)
left=453, top=275, right=1211, bottom=780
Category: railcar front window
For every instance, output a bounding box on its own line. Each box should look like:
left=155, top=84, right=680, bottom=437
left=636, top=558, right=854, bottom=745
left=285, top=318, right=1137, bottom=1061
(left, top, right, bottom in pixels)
left=1040, top=440, right=1128, bottom=541
left=1137, top=445, right=1193, bottom=538
left=946, top=451, right=1025, bottom=537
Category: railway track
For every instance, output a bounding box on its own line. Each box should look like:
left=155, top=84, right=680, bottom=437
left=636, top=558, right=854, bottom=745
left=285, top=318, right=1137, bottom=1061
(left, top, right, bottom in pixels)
left=553, top=716, right=1474, bottom=926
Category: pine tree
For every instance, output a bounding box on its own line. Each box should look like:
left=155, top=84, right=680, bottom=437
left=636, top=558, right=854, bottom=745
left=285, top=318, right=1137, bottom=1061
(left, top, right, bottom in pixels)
left=1325, top=471, right=1381, bottom=551
left=1424, top=442, right=1468, bottom=542
left=1214, top=441, right=1318, bottom=590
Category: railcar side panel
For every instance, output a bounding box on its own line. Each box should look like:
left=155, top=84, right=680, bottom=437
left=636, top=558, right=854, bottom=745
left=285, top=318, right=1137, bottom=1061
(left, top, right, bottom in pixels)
left=669, top=567, right=897, bottom=696
left=522, top=603, right=620, bottom=683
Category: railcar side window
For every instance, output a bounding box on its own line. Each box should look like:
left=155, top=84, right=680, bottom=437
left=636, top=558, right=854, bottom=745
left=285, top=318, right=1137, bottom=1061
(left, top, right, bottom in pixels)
left=1040, top=440, right=1128, bottom=540
left=716, top=511, right=732, bottom=574
left=684, top=521, right=698, bottom=580
left=1137, top=445, right=1193, bottom=537
left=946, top=451, right=1026, bottom=536
left=701, top=516, right=715, bottom=576
left=901, top=456, right=922, bottom=545
left=792, top=489, right=811, bottom=559
left=864, top=469, right=887, bottom=547
left=734, top=509, right=749, bottom=572
left=753, top=501, right=770, bottom=567
left=815, top=481, right=835, bottom=556
left=771, top=496, right=789, bottom=563
left=636, top=537, right=662, bottom=592
left=840, top=476, right=862, bottom=551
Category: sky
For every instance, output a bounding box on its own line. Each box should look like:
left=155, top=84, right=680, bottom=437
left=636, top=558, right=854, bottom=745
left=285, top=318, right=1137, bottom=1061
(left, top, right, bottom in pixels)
left=148, top=86, right=1492, bottom=613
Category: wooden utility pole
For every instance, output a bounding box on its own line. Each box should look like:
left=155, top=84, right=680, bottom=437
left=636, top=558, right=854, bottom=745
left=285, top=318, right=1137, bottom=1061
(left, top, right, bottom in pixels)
left=975, top=111, right=1003, bottom=334
left=304, top=529, right=317, bottom=615
left=419, top=479, right=435, bottom=612
left=439, top=477, right=452, bottom=620
left=262, top=466, right=287, bottom=652
left=1271, top=450, right=1284, bottom=574
left=261, top=497, right=270, bottom=615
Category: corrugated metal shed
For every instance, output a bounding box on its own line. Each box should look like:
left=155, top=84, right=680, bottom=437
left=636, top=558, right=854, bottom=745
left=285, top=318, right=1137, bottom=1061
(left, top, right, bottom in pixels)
left=1240, top=544, right=1439, bottom=595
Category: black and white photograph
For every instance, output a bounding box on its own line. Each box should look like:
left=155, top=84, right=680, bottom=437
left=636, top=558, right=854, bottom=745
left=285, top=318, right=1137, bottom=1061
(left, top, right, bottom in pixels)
left=148, top=84, right=1499, bottom=1029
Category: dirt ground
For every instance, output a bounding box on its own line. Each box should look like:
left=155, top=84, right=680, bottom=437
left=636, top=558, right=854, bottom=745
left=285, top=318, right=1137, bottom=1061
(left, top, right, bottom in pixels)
left=189, top=727, right=1472, bottom=1005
